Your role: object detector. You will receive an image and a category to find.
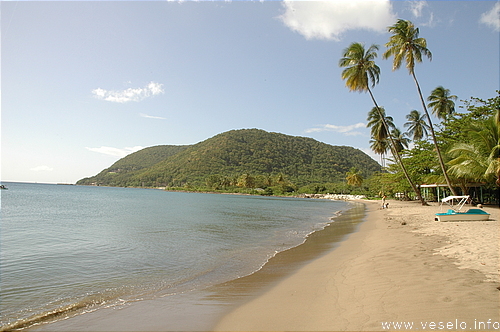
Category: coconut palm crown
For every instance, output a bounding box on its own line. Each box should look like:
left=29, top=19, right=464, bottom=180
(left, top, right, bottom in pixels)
left=367, top=106, right=395, bottom=141
left=339, top=43, right=380, bottom=92
left=383, top=19, right=432, bottom=74
left=346, top=167, right=364, bottom=187
left=391, top=128, right=410, bottom=153
left=427, top=86, right=457, bottom=120
left=404, top=109, right=430, bottom=141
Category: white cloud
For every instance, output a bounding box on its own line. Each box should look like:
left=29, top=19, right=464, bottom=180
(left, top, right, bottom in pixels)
left=305, top=122, right=366, bottom=136
left=86, top=146, right=145, bottom=158
left=92, top=82, right=164, bottom=103
left=408, top=0, right=427, bottom=18
left=30, top=165, right=54, bottom=172
left=422, top=12, right=435, bottom=28
left=278, top=0, right=396, bottom=41
left=480, top=2, right=500, bottom=31
left=139, top=113, right=166, bottom=120
left=405, top=1, right=435, bottom=27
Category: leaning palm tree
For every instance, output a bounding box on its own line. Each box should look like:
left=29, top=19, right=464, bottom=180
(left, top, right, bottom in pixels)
left=383, top=19, right=457, bottom=196
left=404, top=109, right=429, bottom=141
left=339, top=42, right=426, bottom=204
left=427, top=86, right=457, bottom=121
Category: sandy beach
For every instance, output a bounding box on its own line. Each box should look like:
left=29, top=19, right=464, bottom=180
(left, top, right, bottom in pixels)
left=215, top=200, right=499, bottom=331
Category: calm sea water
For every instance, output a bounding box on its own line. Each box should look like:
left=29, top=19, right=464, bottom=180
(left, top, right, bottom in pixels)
left=0, top=182, right=350, bottom=330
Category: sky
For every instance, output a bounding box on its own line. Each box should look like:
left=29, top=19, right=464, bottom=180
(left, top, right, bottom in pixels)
left=1, top=0, right=499, bottom=184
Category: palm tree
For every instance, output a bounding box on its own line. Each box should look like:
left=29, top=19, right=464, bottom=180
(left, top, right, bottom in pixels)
left=497, top=110, right=500, bottom=186
left=339, top=42, right=426, bottom=204
left=383, top=19, right=457, bottom=196
left=237, top=174, right=255, bottom=188
left=391, top=128, right=410, bottom=153
left=346, top=167, right=363, bottom=187
left=404, top=109, right=429, bottom=141
left=447, top=114, right=499, bottom=185
left=367, top=106, right=394, bottom=168
left=370, top=138, right=389, bottom=167
left=339, top=43, right=381, bottom=93
left=367, top=106, right=395, bottom=140
left=427, top=86, right=457, bottom=120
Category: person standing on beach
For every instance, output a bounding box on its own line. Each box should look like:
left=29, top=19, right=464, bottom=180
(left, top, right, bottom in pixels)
left=382, top=195, right=386, bottom=209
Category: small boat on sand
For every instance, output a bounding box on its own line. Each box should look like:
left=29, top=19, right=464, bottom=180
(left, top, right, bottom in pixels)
left=435, top=195, right=490, bottom=222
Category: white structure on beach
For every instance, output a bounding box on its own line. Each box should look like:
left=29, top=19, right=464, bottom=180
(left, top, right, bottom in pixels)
left=302, top=194, right=366, bottom=200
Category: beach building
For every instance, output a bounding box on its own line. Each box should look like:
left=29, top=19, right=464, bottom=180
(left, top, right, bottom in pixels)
left=420, top=182, right=496, bottom=205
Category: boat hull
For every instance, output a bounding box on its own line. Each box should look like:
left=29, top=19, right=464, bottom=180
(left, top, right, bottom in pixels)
left=435, top=209, right=490, bottom=222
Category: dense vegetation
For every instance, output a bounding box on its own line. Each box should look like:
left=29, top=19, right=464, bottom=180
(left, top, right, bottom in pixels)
left=339, top=18, right=498, bottom=205
left=77, top=129, right=381, bottom=194
left=77, top=145, right=189, bottom=187
left=370, top=93, right=499, bottom=204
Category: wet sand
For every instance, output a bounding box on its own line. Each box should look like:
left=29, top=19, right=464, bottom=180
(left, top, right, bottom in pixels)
left=30, top=203, right=367, bottom=331
left=215, top=200, right=499, bottom=331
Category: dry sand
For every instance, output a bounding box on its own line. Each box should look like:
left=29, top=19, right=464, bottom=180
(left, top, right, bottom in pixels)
left=215, top=200, right=499, bottom=331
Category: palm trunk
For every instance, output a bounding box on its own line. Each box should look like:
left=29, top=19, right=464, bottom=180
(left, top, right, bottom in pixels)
left=411, top=71, right=458, bottom=196
left=367, top=88, right=427, bottom=205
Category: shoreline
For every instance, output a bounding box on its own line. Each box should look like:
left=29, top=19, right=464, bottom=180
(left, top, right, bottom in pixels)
left=215, top=200, right=499, bottom=331
left=28, top=200, right=499, bottom=331
left=29, top=200, right=365, bottom=331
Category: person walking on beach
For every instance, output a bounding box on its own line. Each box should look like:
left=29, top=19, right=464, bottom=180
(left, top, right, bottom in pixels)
left=382, top=195, right=386, bottom=209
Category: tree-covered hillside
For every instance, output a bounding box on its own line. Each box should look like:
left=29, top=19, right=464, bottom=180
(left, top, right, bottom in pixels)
left=77, top=129, right=380, bottom=188
left=77, top=145, right=188, bottom=186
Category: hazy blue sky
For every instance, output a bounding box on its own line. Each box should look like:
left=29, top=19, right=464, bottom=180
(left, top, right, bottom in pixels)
left=2, top=1, right=499, bottom=183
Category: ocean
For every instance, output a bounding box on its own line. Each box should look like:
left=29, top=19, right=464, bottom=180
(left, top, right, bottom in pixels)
left=0, top=182, right=360, bottom=330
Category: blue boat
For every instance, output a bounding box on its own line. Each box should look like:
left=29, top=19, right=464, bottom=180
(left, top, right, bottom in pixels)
left=435, top=196, right=490, bottom=222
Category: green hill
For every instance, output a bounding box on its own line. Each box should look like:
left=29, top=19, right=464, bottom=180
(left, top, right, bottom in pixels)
left=77, top=145, right=188, bottom=187
left=77, top=129, right=380, bottom=189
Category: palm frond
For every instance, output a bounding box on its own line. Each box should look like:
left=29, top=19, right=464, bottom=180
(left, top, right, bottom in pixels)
left=384, top=19, right=431, bottom=74
left=339, top=42, right=380, bottom=92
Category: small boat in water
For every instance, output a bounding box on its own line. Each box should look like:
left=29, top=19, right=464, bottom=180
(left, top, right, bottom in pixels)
left=0, top=184, right=7, bottom=190
left=435, top=195, right=490, bottom=222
